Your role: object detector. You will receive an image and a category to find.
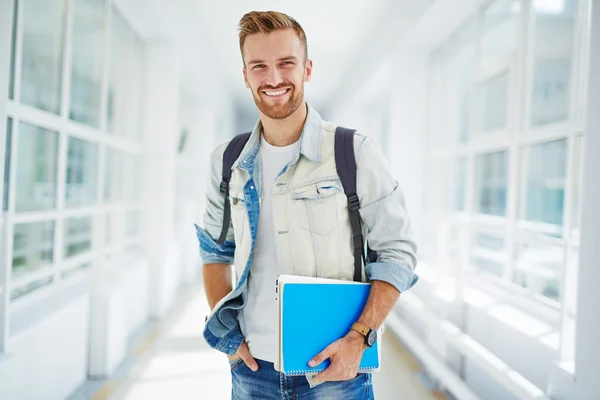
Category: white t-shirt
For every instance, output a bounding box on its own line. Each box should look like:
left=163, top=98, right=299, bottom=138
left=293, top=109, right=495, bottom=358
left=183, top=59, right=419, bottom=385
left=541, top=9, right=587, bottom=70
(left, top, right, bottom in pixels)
left=238, top=134, right=299, bottom=362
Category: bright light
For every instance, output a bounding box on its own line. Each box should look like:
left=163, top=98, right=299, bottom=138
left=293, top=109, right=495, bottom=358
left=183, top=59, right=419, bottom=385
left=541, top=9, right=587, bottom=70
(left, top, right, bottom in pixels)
left=534, top=0, right=565, bottom=14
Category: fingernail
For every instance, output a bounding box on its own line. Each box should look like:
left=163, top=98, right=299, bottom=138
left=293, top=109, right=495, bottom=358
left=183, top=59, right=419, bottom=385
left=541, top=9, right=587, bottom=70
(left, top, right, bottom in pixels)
left=251, top=364, right=258, bottom=371
left=308, top=360, right=316, bottom=367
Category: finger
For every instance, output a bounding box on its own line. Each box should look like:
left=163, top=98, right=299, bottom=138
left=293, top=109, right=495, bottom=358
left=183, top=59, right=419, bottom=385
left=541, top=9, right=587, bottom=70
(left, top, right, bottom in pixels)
left=237, top=342, right=259, bottom=371
left=309, top=344, right=334, bottom=367
left=315, top=364, right=338, bottom=383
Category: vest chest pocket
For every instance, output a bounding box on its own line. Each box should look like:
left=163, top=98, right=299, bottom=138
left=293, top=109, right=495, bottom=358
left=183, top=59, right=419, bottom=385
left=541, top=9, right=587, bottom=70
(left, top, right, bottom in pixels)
left=292, top=180, right=341, bottom=236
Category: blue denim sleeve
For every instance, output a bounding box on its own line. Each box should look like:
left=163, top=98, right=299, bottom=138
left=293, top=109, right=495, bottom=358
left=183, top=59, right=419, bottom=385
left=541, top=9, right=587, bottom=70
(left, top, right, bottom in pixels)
left=195, top=223, right=235, bottom=265
left=355, top=135, right=419, bottom=293
left=195, top=142, right=236, bottom=265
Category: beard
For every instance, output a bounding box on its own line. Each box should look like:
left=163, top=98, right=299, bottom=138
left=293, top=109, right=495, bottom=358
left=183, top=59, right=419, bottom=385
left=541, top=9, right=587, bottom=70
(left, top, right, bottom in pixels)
left=251, top=80, right=304, bottom=120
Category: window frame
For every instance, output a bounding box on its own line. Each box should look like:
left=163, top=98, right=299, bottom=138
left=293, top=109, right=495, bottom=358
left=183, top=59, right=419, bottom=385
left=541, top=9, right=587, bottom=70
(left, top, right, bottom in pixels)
left=423, top=0, right=590, bottom=364
left=0, top=0, right=147, bottom=355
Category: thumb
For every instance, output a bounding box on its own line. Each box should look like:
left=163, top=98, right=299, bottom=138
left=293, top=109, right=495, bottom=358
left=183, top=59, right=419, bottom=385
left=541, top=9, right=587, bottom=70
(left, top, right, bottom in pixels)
left=309, top=344, right=334, bottom=367
left=237, top=341, right=259, bottom=372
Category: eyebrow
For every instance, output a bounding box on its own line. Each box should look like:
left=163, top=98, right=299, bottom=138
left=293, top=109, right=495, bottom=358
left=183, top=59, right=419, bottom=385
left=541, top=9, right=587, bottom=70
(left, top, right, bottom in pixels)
left=247, top=56, right=299, bottom=65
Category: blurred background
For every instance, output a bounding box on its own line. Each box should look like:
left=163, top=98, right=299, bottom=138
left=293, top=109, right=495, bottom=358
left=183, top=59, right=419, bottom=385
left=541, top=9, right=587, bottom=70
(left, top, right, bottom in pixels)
left=0, top=0, right=598, bottom=399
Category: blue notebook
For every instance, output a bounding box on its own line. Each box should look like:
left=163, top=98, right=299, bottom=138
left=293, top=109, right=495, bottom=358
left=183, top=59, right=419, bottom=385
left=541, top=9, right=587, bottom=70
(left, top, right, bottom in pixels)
left=275, top=274, right=381, bottom=376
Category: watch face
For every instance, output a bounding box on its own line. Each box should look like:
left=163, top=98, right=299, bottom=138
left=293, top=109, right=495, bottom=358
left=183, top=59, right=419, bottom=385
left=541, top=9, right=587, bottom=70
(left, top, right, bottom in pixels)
left=366, top=330, right=377, bottom=347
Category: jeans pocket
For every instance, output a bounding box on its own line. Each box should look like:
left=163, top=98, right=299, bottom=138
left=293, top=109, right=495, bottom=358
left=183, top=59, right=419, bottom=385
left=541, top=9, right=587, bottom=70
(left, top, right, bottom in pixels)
left=228, top=356, right=244, bottom=371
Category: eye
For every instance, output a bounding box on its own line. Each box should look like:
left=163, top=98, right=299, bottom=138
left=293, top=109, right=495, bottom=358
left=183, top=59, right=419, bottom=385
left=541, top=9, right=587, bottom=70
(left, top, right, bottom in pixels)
left=281, top=61, right=294, bottom=66
left=253, top=64, right=266, bottom=70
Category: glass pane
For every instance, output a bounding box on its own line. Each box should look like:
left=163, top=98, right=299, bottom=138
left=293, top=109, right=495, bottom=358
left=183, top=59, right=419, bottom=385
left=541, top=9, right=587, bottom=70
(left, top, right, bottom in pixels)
left=481, top=72, right=509, bottom=132
left=454, top=157, right=467, bottom=211
left=107, top=8, right=134, bottom=137
left=16, top=122, right=59, bottom=212
left=21, top=0, right=67, bottom=113
left=470, top=231, right=506, bottom=277
left=70, top=0, right=106, bottom=127
left=104, top=148, right=122, bottom=202
left=13, top=221, right=55, bottom=277
left=481, top=0, right=520, bottom=69
left=530, top=0, right=578, bottom=126
left=3, top=118, right=13, bottom=211
left=513, top=241, right=564, bottom=302
left=11, top=276, right=53, bottom=300
left=65, top=216, right=92, bottom=258
left=524, top=139, right=567, bottom=226
left=122, top=154, right=138, bottom=201
left=66, top=137, right=98, bottom=207
left=125, top=210, right=139, bottom=237
left=9, top=0, right=18, bottom=99
left=446, top=21, right=476, bottom=143
left=476, top=151, right=508, bottom=216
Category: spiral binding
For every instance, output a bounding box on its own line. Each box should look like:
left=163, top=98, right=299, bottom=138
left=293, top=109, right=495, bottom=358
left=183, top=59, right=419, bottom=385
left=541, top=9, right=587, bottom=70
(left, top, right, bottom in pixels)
left=285, top=366, right=377, bottom=376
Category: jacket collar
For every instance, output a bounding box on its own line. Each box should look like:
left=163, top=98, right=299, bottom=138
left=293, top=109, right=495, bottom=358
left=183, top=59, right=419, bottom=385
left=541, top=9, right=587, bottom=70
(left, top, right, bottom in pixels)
left=233, top=103, right=323, bottom=171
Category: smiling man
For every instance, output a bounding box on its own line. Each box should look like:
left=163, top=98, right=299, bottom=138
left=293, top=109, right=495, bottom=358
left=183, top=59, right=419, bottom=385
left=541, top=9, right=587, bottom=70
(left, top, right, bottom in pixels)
left=196, top=10, right=418, bottom=400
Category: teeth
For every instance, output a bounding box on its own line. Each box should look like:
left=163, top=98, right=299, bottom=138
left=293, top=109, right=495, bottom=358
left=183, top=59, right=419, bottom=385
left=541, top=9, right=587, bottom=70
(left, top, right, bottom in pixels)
left=264, top=89, right=288, bottom=96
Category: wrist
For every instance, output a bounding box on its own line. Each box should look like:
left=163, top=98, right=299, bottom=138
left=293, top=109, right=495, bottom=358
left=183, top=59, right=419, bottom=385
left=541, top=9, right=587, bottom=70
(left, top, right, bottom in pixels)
left=346, top=329, right=367, bottom=348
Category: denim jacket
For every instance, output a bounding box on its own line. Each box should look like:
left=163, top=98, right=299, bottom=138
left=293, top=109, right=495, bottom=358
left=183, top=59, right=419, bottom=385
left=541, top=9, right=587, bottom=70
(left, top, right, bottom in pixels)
left=195, top=104, right=418, bottom=355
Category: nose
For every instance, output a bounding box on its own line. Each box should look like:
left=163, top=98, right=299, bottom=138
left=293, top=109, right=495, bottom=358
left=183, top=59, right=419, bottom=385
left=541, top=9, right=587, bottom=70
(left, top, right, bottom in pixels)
left=265, top=66, right=284, bottom=88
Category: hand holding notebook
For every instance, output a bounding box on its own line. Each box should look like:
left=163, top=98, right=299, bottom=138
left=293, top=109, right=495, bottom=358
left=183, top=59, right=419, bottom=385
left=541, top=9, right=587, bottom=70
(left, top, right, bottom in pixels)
left=274, top=274, right=381, bottom=377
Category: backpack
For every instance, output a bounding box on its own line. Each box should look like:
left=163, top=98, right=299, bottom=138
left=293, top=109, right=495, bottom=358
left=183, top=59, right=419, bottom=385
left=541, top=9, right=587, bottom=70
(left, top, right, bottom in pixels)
left=216, top=127, right=376, bottom=282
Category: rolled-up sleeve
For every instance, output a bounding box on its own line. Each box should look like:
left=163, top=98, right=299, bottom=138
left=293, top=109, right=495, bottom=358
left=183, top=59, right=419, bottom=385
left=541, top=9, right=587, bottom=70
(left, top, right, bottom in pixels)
left=355, top=135, right=418, bottom=293
left=195, top=142, right=236, bottom=265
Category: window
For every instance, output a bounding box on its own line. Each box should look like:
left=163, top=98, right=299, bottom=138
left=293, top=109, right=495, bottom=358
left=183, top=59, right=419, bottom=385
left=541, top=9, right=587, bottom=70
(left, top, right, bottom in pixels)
left=530, top=0, right=578, bottom=126
left=425, top=0, right=587, bottom=314
left=453, top=158, right=467, bottom=211
left=523, top=139, right=567, bottom=229
left=125, top=210, right=140, bottom=237
left=4, top=0, right=146, bottom=303
left=12, top=221, right=55, bottom=278
left=446, top=22, right=477, bottom=144
left=16, top=123, right=59, bottom=212
left=69, top=0, right=106, bottom=127
left=476, top=151, right=508, bottom=216
left=471, top=231, right=506, bottom=277
left=480, top=71, right=510, bottom=132
left=104, top=148, right=122, bottom=202
left=20, top=0, right=67, bottom=114
left=107, top=8, right=142, bottom=140
left=66, top=137, right=98, bottom=207
left=481, top=0, right=520, bottom=69
left=65, top=216, right=92, bottom=258
left=513, top=241, right=563, bottom=302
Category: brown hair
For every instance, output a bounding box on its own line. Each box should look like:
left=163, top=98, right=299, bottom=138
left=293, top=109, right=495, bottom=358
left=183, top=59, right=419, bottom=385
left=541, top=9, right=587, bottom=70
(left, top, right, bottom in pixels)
left=238, top=11, right=308, bottom=62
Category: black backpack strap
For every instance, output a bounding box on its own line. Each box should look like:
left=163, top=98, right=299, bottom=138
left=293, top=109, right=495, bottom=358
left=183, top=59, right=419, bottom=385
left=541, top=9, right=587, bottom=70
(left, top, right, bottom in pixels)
left=217, top=132, right=252, bottom=246
left=334, top=127, right=366, bottom=282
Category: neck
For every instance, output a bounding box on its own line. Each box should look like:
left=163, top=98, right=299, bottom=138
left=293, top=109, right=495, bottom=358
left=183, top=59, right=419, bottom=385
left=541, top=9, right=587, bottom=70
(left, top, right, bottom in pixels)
left=260, top=102, right=308, bottom=147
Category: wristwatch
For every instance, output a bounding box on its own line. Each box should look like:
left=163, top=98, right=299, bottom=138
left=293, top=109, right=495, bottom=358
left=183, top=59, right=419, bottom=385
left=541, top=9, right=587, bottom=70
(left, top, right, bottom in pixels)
left=350, top=321, right=377, bottom=347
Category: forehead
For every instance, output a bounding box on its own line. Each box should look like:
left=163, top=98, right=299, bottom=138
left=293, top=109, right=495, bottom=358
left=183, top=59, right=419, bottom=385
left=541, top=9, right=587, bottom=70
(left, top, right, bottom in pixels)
left=242, top=28, right=304, bottom=62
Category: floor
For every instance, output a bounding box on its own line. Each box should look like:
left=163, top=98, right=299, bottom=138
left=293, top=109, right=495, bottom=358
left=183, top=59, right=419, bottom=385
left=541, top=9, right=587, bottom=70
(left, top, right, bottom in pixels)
left=70, top=285, right=440, bottom=400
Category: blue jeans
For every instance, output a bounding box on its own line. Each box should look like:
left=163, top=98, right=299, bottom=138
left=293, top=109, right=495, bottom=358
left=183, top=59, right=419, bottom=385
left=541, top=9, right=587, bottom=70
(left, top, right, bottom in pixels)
left=229, top=358, right=375, bottom=399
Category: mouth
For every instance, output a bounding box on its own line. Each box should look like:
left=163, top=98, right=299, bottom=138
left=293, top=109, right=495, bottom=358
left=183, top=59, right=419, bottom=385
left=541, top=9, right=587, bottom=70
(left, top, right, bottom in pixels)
left=261, top=88, right=291, bottom=98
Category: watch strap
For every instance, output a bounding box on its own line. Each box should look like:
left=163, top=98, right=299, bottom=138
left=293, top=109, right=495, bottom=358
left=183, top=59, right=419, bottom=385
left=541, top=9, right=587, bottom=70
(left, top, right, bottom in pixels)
left=351, top=321, right=371, bottom=336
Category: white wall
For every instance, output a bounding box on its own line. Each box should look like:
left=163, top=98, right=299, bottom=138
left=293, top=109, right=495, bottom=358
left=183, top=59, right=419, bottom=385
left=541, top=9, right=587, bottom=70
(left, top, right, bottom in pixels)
left=9, top=293, right=90, bottom=400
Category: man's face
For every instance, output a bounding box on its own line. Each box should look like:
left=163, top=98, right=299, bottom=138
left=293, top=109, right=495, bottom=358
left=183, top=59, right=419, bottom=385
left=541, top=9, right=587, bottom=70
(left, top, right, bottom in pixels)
left=242, top=28, right=312, bottom=120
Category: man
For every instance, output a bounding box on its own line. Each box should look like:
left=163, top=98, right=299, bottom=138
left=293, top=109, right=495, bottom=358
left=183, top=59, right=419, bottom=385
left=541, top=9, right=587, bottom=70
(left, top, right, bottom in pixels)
left=196, top=10, right=418, bottom=399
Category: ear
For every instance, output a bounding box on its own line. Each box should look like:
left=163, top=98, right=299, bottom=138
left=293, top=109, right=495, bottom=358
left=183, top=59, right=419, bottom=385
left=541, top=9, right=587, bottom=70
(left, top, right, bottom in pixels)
left=304, top=59, right=313, bottom=82
left=243, top=67, right=250, bottom=89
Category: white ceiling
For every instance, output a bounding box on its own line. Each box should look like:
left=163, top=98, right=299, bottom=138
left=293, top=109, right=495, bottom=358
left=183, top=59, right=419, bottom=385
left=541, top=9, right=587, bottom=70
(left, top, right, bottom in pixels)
left=119, top=0, right=477, bottom=113
left=178, top=0, right=393, bottom=108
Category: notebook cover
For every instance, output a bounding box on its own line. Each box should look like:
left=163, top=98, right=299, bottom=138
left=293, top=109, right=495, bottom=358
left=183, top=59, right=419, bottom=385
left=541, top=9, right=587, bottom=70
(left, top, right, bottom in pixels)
left=281, top=281, right=380, bottom=375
